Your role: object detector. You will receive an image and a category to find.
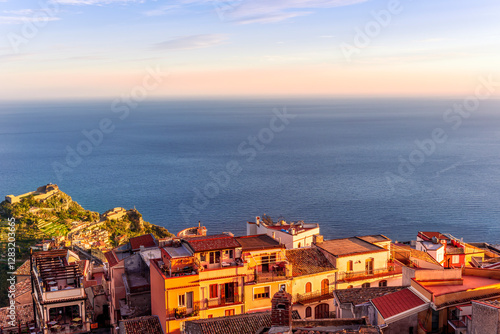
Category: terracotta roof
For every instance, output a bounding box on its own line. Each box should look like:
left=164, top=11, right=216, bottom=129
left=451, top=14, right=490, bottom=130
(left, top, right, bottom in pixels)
left=185, top=311, right=271, bottom=334
left=11, top=279, right=32, bottom=301
left=286, top=248, right=335, bottom=277
left=357, top=235, right=391, bottom=244
left=335, top=287, right=405, bottom=306
left=0, top=304, right=34, bottom=329
left=13, top=259, right=31, bottom=276
left=236, top=234, right=282, bottom=251
left=371, top=288, right=426, bottom=320
left=105, top=250, right=119, bottom=267
left=317, top=237, right=386, bottom=257
left=120, top=315, right=164, bottom=334
left=447, top=246, right=465, bottom=255
left=129, top=234, right=157, bottom=251
left=185, top=234, right=241, bottom=252
left=392, top=244, right=441, bottom=266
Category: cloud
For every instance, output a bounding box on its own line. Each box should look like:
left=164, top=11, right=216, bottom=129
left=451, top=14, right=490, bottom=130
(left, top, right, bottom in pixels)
left=210, top=0, right=367, bottom=24
left=0, top=15, right=60, bottom=24
left=153, top=34, right=228, bottom=50
left=51, top=0, right=142, bottom=5
left=143, top=5, right=180, bottom=16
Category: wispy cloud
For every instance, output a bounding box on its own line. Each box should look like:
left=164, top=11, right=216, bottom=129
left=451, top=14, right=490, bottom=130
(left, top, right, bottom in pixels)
left=143, top=5, right=180, bottom=16
left=211, top=0, right=367, bottom=24
left=0, top=15, right=60, bottom=24
left=153, top=34, right=228, bottom=50
left=51, top=0, right=142, bottom=5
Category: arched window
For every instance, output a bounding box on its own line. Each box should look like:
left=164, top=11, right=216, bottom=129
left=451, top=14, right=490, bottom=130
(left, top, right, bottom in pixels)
left=305, top=282, right=312, bottom=293
left=347, top=285, right=353, bottom=289
left=305, top=307, right=312, bottom=318
left=321, top=279, right=329, bottom=295
left=298, top=243, right=301, bottom=248
left=362, top=283, right=370, bottom=288
left=347, top=260, right=353, bottom=272
left=379, top=280, right=387, bottom=287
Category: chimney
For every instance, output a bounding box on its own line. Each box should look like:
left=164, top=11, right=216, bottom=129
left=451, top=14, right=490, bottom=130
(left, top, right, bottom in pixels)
left=270, top=287, right=292, bottom=332
left=313, top=234, right=323, bottom=244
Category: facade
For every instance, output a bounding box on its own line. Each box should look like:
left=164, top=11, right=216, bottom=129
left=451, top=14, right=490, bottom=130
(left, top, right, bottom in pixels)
left=31, top=249, right=90, bottom=334
left=315, top=236, right=402, bottom=289
left=247, top=215, right=321, bottom=249
left=469, top=300, right=500, bottom=334
left=286, top=247, right=337, bottom=320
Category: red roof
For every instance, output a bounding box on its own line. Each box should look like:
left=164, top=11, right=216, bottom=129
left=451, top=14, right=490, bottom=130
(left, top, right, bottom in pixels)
left=129, top=234, right=157, bottom=251
left=105, top=250, right=119, bottom=267
left=371, top=288, right=426, bottom=319
left=185, top=234, right=241, bottom=252
left=419, top=232, right=450, bottom=241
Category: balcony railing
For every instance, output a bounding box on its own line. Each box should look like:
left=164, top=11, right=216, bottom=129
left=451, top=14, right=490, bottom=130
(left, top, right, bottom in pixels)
left=251, top=268, right=291, bottom=283
left=294, top=286, right=335, bottom=304
left=203, top=295, right=242, bottom=309
left=337, top=264, right=402, bottom=282
left=169, top=302, right=201, bottom=320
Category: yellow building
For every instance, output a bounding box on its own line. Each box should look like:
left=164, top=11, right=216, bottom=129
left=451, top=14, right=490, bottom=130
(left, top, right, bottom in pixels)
left=236, top=235, right=292, bottom=313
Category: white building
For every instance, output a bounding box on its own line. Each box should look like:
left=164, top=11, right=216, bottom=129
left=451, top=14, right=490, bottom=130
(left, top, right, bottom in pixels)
left=246, top=215, right=321, bottom=249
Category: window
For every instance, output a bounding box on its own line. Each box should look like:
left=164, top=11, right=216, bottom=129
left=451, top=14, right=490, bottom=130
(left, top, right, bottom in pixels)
left=270, top=253, right=276, bottom=263
left=229, top=249, right=234, bottom=258
left=208, top=315, right=213, bottom=319
left=253, top=286, right=270, bottom=299
left=209, top=284, right=218, bottom=299
left=379, top=280, right=387, bottom=287
left=362, top=283, right=370, bottom=288
left=225, top=309, right=235, bottom=316
left=305, top=307, right=312, bottom=318
left=209, top=251, right=221, bottom=264
left=347, top=260, right=353, bottom=272
left=305, top=282, right=312, bottom=293
left=279, top=284, right=286, bottom=292
left=452, top=255, right=459, bottom=264
left=347, top=285, right=353, bottom=289
left=298, top=243, right=301, bottom=248
left=178, top=294, right=185, bottom=307
left=200, top=253, right=206, bottom=262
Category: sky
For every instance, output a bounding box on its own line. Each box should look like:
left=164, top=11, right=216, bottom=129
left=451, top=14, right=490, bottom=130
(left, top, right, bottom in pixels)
left=0, top=0, right=499, bottom=99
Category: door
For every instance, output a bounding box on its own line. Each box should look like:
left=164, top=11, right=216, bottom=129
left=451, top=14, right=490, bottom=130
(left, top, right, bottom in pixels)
left=186, top=291, right=193, bottom=311
left=314, top=303, right=329, bottom=319
left=225, top=282, right=235, bottom=303
left=261, top=256, right=269, bottom=272
left=321, top=279, right=329, bottom=295
left=365, top=258, right=374, bottom=275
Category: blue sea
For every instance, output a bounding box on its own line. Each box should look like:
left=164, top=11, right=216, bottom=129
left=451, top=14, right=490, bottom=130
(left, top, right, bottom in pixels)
left=1, top=98, right=500, bottom=243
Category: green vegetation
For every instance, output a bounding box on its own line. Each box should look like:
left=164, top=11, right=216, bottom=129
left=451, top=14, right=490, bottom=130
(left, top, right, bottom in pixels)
left=0, top=185, right=172, bottom=307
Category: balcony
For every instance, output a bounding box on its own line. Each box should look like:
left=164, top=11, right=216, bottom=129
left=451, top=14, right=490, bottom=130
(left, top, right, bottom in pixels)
left=337, top=264, right=402, bottom=282
left=294, top=286, right=335, bottom=305
left=169, top=302, right=201, bottom=320
left=249, top=266, right=291, bottom=283
left=203, top=295, right=242, bottom=309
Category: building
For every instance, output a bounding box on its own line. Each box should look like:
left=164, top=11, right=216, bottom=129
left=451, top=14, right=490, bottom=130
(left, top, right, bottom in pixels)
left=247, top=215, right=321, bottom=249
left=31, top=249, right=90, bottom=334
left=333, top=286, right=404, bottom=319
left=469, top=300, right=500, bottom=334
left=370, top=287, right=428, bottom=333
left=315, top=236, right=402, bottom=289
left=286, top=247, right=337, bottom=319
left=105, top=233, right=159, bottom=332
left=237, top=235, right=292, bottom=314
left=150, top=234, right=246, bottom=334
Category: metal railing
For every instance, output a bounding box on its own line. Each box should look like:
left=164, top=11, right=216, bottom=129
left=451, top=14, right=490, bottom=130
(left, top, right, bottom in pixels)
left=203, top=295, right=242, bottom=309
left=337, top=264, right=402, bottom=282
left=254, top=268, right=291, bottom=283
left=169, top=302, right=201, bottom=319
left=294, top=286, right=335, bottom=304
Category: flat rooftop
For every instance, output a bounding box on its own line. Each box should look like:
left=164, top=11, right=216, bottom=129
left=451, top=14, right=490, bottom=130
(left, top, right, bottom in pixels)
left=317, top=237, right=386, bottom=257
left=236, top=234, right=281, bottom=251
left=357, top=235, right=391, bottom=244
left=420, top=241, right=444, bottom=251
left=420, top=275, right=500, bottom=296
left=163, top=244, right=192, bottom=258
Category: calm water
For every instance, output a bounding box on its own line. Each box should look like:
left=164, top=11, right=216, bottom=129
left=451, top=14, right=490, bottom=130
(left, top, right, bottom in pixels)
left=1, top=98, right=499, bottom=243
